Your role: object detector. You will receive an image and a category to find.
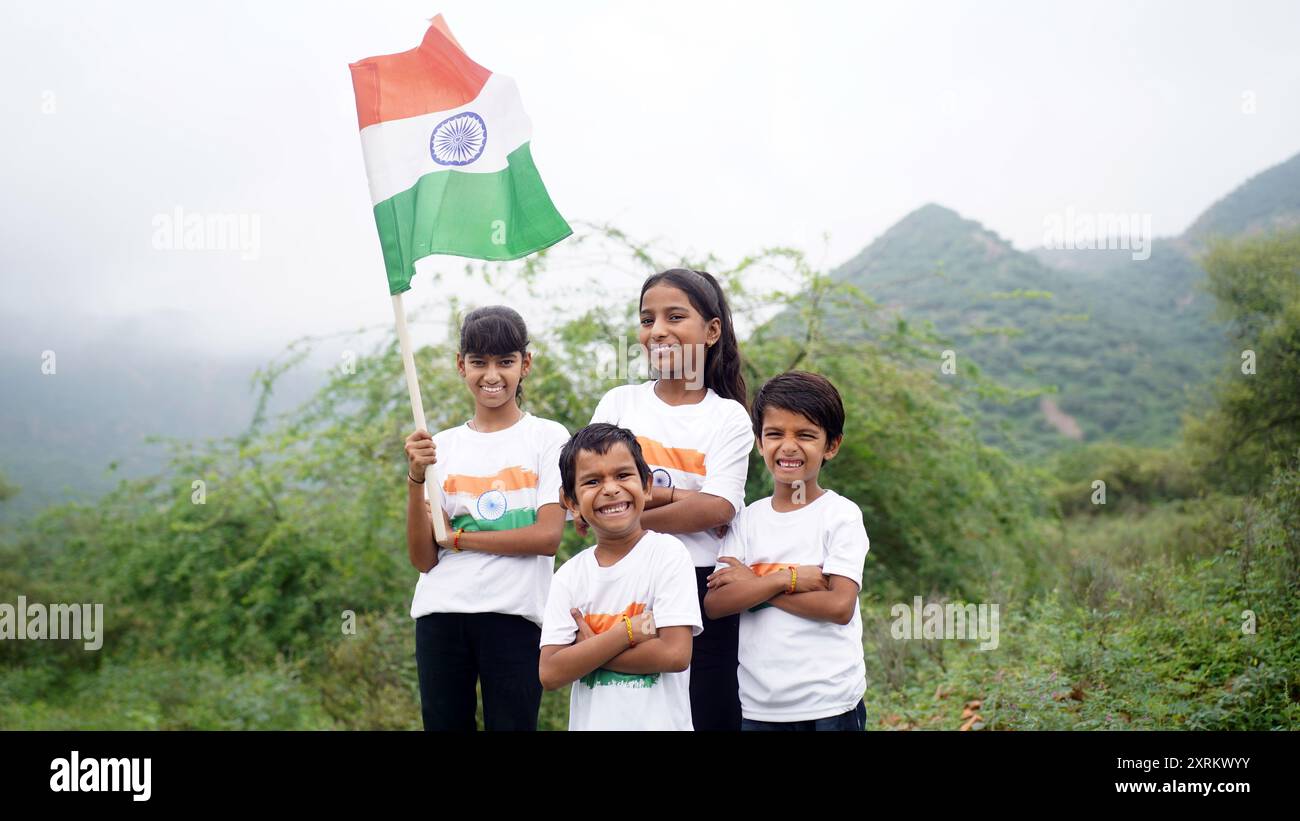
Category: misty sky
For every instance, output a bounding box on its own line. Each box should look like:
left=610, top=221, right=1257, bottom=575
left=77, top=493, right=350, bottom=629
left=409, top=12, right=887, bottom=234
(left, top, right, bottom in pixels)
left=2, top=0, right=1298, bottom=359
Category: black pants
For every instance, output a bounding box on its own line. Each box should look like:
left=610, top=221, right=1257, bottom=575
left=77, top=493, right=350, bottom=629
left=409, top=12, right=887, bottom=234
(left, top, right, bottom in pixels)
left=741, top=699, right=866, bottom=731
left=414, top=612, right=542, bottom=731
left=689, top=566, right=742, bottom=731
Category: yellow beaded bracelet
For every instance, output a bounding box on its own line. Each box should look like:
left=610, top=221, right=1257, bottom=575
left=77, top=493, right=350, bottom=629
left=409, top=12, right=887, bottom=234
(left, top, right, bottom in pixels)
left=622, top=614, right=635, bottom=646
left=788, top=565, right=797, bottom=594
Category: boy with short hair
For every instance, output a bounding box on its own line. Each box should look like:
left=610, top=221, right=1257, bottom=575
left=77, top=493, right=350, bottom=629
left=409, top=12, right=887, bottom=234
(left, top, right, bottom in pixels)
left=539, top=423, right=703, bottom=731
left=703, top=370, right=870, bottom=730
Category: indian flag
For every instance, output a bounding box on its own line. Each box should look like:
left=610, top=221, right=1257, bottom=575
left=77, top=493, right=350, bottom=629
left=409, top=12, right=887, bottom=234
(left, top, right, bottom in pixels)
left=349, top=16, right=571, bottom=295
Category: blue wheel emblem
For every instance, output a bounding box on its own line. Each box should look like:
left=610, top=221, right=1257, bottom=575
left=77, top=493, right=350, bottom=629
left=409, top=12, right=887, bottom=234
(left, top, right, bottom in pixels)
left=430, top=111, right=487, bottom=166
left=651, top=468, right=673, bottom=488
left=477, top=489, right=508, bottom=521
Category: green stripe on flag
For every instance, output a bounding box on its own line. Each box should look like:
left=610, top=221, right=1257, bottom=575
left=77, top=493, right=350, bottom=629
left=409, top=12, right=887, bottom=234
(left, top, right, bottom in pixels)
left=373, top=142, right=571, bottom=294
left=451, top=508, right=537, bottom=532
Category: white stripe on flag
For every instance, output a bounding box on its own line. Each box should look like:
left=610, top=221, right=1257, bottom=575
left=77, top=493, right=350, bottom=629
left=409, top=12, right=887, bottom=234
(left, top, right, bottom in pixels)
left=358, top=73, right=534, bottom=205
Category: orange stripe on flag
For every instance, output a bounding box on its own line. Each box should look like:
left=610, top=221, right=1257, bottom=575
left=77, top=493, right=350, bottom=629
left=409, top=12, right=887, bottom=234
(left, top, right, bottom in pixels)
left=584, top=603, right=647, bottom=635
left=348, top=16, right=491, bottom=131
left=636, top=436, right=707, bottom=476
left=442, top=466, right=539, bottom=496
left=429, top=14, right=465, bottom=52
left=750, top=563, right=794, bottom=578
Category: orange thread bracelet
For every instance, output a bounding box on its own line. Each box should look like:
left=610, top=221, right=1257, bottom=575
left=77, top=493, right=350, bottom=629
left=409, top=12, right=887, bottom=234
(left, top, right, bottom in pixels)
left=452, top=528, right=464, bottom=552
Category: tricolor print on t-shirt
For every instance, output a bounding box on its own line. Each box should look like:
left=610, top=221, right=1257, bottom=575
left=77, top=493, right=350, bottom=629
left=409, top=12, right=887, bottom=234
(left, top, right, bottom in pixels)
left=635, top=436, right=706, bottom=488
left=442, top=465, right=540, bottom=531
left=579, top=603, right=658, bottom=689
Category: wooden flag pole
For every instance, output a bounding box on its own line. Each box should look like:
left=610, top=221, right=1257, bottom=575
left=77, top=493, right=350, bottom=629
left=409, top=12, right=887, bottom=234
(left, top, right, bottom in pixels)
left=392, top=291, right=449, bottom=545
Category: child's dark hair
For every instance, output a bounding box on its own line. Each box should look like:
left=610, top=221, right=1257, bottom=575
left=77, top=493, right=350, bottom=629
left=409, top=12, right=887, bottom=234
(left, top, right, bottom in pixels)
left=751, top=371, right=845, bottom=444
left=558, top=423, right=652, bottom=504
left=458, top=305, right=529, bottom=400
left=639, top=268, right=748, bottom=410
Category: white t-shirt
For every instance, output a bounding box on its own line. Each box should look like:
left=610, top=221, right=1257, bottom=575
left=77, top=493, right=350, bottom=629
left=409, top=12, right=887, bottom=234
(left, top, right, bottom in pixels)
left=539, top=530, right=703, bottom=731
left=410, top=412, right=571, bottom=627
left=716, top=489, right=870, bottom=722
left=590, top=380, right=753, bottom=567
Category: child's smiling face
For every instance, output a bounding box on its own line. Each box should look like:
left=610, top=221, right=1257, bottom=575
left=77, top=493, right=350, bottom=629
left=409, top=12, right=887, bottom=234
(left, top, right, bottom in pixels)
left=758, top=406, right=842, bottom=486
left=563, top=441, right=649, bottom=539
left=457, top=350, right=530, bottom=408
left=638, top=284, right=720, bottom=380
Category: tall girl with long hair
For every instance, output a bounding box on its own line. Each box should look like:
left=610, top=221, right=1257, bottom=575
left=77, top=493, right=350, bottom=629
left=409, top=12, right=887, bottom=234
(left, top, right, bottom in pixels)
left=404, top=306, right=570, bottom=730
left=588, top=268, right=752, bottom=730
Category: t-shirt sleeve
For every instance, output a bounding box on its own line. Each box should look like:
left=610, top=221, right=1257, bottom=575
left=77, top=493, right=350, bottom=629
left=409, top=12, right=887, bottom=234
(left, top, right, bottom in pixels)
left=652, top=538, right=704, bottom=636
left=696, top=405, right=753, bottom=518
left=589, top=387, right=622, bottom=425
left=539, top=565, right=580, bottom=648
left=535, top=422, right=569, bottom=508
left=821, top=500, right=870, bottom=590
left=714, top=505, right=748, bottom=572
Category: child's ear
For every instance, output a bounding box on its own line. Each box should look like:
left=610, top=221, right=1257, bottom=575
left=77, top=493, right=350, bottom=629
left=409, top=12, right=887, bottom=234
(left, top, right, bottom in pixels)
left=705, top=316, right=722, bottom=348
left=455, top=352, right=466, bottom=378
left=520, top=351, right=532, bottom=378
left=824, top=435, right=844, bottom=461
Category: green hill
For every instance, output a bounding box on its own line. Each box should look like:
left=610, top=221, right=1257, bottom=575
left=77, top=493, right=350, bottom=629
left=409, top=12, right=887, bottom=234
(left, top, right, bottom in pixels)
left=811, top=150, right=1300, bottom=456
left=1183, top=151, right=1300, bottom=246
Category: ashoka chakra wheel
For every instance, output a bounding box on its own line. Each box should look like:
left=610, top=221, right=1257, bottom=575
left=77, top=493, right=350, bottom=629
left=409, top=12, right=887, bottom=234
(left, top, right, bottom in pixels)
left=429, top=111, right=487, bottom=166
left=477, top=488, right=508, bottom=521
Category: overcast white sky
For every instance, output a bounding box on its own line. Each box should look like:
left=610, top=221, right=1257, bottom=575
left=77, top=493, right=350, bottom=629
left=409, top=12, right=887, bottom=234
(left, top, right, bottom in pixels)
left=2, top=0, right=1298, bottom=358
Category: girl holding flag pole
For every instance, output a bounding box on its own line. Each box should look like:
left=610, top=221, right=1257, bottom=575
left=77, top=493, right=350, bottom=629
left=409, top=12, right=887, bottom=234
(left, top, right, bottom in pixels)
left=587, top=269, right=753, bottom=731
left=349, top=17, right=574, bottom=730
left=404, top=307, right=570, bottom=731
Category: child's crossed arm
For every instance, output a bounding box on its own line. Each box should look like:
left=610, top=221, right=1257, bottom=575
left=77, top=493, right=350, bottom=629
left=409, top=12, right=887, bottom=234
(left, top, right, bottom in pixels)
left=539, top=610, right=692, bottom=690
left=704, top=558, right=858, bottom=625
left=764, top=576, right=859, bottom=625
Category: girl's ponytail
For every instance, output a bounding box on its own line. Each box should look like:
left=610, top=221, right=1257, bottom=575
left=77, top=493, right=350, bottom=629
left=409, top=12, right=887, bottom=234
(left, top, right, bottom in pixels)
left=640, top=268, right=749, bottom=411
